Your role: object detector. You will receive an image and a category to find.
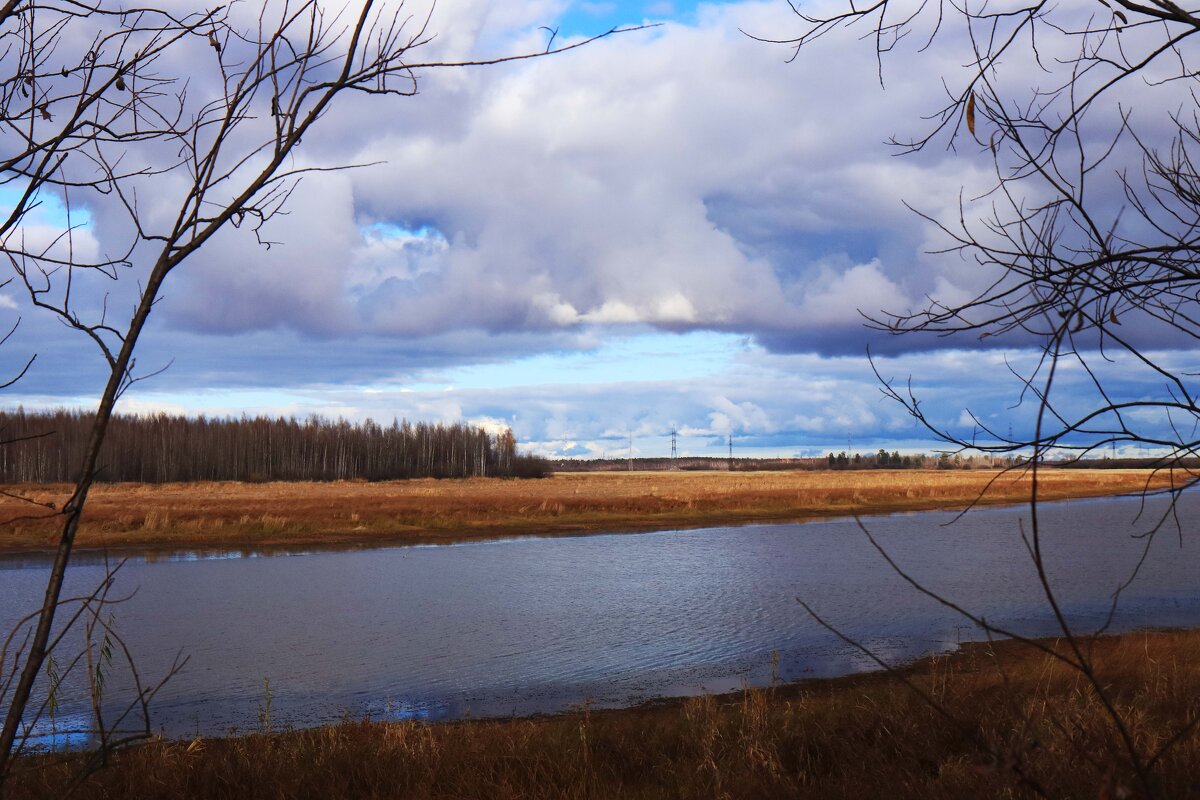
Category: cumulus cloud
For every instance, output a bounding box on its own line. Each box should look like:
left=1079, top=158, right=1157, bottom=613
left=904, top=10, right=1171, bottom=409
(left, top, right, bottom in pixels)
left=109, top=0, right=1014, bottom=362
left=5, top=0, right=1192, bottom=457
left=77, top=340, right=1149, bottom=458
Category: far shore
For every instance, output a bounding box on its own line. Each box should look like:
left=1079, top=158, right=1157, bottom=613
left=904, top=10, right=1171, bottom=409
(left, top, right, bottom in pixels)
left=0, top=468, right=1182, bottom=556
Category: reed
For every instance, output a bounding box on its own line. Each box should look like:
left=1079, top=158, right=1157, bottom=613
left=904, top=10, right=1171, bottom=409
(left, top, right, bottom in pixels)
left=0, top=469, right=1178, bottom=553
left=11, top=630, right=1200, bottom=799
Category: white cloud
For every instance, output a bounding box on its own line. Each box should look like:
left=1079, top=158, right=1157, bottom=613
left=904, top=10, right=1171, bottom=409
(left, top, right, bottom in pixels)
left=578, top=2, right=617, bottom=16
left=120, top=0, right=1000, bottom=355
left=469, top=415, right=515, bottom=437
left=5, top=0, right=1188, bottom=462
left=789, top=261, right=909, bottom=327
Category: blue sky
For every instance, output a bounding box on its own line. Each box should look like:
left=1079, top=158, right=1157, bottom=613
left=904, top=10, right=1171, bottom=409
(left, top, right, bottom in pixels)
left=0, top=0, right=1189, bottom=460
left=555, top=0, right=722, bottom=35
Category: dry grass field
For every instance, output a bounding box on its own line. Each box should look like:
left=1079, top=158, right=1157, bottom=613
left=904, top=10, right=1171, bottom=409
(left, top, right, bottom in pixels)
left=0, top=468, right=1180, bottom=554
left=12, top=629, right=1200, bottom=799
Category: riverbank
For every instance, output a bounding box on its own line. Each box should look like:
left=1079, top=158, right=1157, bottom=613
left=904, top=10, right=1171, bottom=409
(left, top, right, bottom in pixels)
left=12, top=628, right=1199, bottom=799
left=0, top=468, right=1180, bottom=554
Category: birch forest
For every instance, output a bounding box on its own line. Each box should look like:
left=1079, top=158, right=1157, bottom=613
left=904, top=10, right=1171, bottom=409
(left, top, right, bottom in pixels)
left=0, top=409, right=547, bottom=482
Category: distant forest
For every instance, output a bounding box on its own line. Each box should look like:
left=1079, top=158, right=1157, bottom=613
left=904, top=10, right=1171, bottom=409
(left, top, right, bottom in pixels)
left=0, top=409, right=550, bottom=483
left=553, top=451, right=1022, bottom=472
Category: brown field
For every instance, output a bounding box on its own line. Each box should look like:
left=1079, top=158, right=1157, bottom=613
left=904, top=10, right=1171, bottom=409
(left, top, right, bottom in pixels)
left=12, top=629, right=1200, bottom=799
left=0, top=468, right=1181, bottom=554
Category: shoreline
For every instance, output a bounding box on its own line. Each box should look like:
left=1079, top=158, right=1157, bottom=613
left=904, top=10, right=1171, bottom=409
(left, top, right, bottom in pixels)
left=0, top=468, right=1181, bottom=557
left=0, top=486, right=1176, bottom=562
left=16, top=627, right=1200, bottom=798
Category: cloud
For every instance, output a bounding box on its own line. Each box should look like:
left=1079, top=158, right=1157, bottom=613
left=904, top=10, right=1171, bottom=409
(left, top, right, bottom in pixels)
left=166, top=173, right=362, bottom=337
left=108, top=0, right=1008, bottom=362
left=2, top=0, right=1193, bottom=461
left=85, top=341, right=1033, bottom=456
left=578, top=2, right=618, bottom=16
left=787, top=260, right=909, bottom=328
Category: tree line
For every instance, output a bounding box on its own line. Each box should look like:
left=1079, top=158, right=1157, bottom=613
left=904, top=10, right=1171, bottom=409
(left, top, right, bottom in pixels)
left=0, top=409, right=550, bottom=483
left=826, top=451, right=1017, bottom=470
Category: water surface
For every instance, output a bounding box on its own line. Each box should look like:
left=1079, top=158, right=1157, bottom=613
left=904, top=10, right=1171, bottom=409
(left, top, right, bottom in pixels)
left=3, top=491, right=1198, bottom=741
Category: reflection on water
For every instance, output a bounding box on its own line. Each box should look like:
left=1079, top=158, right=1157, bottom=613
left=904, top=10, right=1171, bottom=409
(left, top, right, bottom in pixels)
left=2, top=491, right=1199, bottom=742
left=18, top=716, right=93, bottom=752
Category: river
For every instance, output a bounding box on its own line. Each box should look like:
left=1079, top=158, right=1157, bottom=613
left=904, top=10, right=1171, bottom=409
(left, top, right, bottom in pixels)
left=2, top=490, right=1199, bottom=745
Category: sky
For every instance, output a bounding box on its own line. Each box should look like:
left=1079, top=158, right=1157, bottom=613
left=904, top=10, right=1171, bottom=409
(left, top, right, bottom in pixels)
left=0, top=0, right=1191, bottom=459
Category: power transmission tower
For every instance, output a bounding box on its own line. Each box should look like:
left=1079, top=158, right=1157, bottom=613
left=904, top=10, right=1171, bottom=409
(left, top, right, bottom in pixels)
left=670, top=427, right=678, bottom=470
left=728, top=434, right=733, bottom=471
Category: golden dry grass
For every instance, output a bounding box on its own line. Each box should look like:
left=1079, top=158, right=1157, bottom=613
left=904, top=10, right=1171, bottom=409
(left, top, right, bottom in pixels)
left=11, top=630, right=1200, bottom=799
left=0, top=468, right=1178, bottom=553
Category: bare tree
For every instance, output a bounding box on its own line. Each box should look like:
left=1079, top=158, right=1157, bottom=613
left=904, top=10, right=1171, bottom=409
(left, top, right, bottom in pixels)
left=763, top=0, right=1200, bottom=464
left=761, top=0, right=1200, bottom=795
left=0, top=409, right=534, bottom=482
left=0, top=0, right=630, bottom=787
